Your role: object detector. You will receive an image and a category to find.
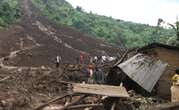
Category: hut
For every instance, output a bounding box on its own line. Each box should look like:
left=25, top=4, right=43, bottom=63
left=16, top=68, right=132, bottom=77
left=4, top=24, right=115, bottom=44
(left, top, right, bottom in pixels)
left=138, top=43, right=179, bottom=99
left=113, top=43, right=179, bottom=99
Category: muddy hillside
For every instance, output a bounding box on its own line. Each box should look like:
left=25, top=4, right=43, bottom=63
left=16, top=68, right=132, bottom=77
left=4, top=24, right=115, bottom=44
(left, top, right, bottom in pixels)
left=0, top=0, right=121, bottom=68
left=0, top=0, right=123, bottom=110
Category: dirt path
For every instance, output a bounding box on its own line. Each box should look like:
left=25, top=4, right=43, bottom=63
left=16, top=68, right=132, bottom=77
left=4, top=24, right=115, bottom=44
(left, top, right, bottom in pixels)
left=0, top=46, right=39, bottom=70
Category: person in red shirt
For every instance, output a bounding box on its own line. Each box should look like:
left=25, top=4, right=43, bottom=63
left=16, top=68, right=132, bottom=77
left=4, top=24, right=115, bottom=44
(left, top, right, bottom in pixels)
left=79, top=52, right=84, bottom=64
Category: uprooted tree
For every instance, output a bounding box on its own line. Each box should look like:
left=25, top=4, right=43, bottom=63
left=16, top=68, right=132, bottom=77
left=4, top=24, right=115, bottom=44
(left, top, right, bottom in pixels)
left=158, top=18, right=179, bottom=41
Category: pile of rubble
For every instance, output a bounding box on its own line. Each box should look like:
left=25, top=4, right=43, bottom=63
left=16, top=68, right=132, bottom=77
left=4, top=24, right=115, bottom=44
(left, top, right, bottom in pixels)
left=1, top=42, right=179, bottom=110
left=0, top=62, right=167, bottom=110
left=0, top=0, right=178, bottom=109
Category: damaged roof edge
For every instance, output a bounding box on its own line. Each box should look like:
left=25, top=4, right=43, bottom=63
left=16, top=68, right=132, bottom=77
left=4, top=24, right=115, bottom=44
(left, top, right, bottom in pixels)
left=138, top=43, right=179, bottom=51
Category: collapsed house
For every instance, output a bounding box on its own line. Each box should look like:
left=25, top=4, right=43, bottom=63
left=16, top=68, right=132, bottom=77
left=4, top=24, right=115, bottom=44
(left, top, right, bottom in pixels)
left=138, top=43, right=179, bottom=98
left=113, top=43, right=179, bottom=99
left=118, top=53, right=167, bottom=92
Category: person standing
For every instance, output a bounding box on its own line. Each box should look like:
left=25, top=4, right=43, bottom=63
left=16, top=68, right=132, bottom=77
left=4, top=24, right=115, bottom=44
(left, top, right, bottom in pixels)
left=171, top=68, right=179, bottom=102
left=79, top=52, right=84, bottom=64
left=87, top=62, right=95, bottom=84
left=55, top=56, right=61, bottom=68
left=94, top=67, right=105, bottom=84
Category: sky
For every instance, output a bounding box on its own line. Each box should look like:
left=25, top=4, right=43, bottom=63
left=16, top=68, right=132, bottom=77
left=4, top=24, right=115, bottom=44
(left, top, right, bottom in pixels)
left=66, top=0, right=179, bottom=26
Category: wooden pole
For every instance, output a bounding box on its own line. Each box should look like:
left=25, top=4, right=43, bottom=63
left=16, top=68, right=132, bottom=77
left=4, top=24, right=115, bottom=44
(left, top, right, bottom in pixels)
left=66, top=103, right=103, bottom=110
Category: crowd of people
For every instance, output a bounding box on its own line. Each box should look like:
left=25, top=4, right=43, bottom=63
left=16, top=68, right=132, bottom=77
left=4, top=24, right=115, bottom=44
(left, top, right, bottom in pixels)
left=78, top=52, right=117, bottom=84
left=54, top=52, right=117, bottom=84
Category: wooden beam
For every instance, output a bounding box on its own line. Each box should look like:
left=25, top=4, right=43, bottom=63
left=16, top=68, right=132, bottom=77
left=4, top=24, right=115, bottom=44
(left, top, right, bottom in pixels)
left=113, top=50, right=130, bottom=66
left=66, top=103, right=103, bottom=110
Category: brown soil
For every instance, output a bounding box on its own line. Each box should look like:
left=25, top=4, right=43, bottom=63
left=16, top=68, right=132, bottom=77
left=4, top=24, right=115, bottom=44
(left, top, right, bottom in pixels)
left=0, top=66, right=86, bottom=110
left=0, top=0, right=122, bottom=67
left=0, top=0, right=123, bottom=109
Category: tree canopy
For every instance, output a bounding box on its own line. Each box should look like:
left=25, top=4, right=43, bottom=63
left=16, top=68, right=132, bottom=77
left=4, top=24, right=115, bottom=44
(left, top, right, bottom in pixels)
left=0, top=0, right=177, bottom=48
left=0, top=0, right=20, bottom=27
left=31, top=0, right=177, bottom=48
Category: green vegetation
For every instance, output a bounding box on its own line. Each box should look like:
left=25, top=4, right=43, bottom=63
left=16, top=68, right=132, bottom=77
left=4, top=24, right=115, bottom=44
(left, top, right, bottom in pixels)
left=0, top=0, right=20, bottom=27
left=32, top=0, right=176, bottom=48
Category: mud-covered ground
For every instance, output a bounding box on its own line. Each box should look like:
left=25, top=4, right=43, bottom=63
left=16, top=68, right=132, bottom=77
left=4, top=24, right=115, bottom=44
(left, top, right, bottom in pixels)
left=0, top=0, right=121, bottom=109
left=0, top=0, right=169, bottom=110
left=0, top=64, right=86, bottom=110
left=0, top=66, right=168, bottom=110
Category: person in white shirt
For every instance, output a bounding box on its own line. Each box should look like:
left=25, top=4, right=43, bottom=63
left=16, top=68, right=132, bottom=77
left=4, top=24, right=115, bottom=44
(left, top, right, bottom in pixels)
left=56, top=56, right=61, bottom=68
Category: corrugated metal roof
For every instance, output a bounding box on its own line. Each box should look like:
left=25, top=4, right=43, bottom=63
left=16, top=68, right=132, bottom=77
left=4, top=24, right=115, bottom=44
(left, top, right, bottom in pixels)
left=118, top=53, right=168, bottom=92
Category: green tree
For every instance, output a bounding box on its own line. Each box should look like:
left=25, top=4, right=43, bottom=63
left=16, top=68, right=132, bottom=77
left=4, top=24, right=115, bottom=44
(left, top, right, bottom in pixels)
left=0, top=0, right=19, bottom=27
left=31, top=0, right=175, bottom=48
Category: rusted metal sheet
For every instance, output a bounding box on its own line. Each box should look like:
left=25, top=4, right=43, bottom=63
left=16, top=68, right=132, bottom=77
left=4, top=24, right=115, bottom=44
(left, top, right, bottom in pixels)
left=118, top=53, right=168, bottom=92
left=72, top=83, right=129, bottom=98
